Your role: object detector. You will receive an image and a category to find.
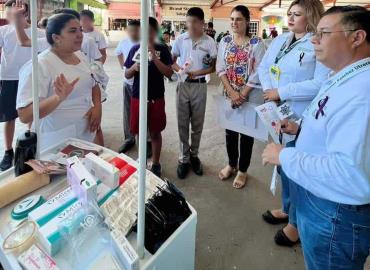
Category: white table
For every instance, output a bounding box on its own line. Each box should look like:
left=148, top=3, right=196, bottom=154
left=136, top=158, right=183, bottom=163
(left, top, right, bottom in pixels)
left=0, top=139, right=197, bottom=270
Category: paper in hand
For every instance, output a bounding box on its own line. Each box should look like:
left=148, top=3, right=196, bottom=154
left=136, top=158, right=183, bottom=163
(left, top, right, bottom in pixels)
left=255, top=102, right=281, bottom=143
left=270, top=165, right=279, bottom=196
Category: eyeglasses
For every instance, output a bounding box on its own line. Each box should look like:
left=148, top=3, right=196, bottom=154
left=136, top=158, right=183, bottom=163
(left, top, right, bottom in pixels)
left=313, top=29, right=358, bottom=40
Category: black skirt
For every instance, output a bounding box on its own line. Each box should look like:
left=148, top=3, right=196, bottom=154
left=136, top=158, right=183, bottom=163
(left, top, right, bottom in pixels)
left=0, top=80, right=19, bottom=122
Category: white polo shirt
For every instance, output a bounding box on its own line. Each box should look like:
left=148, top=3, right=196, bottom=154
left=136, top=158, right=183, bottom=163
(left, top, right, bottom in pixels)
left=0, top=24, right=44, bottom=80
left=81, top=35, right=102, bottom=62
left=115, top=37, right=138, bottom=86
left=279, top=57, right=370, bottom=205
left=171, top=32, right=217, bottom=79
left=84, top=30, right=107, bottom=50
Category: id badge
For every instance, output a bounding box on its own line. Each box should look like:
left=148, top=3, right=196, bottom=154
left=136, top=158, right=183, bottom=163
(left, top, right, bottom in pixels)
left=270, top=65, right=281, bottom=81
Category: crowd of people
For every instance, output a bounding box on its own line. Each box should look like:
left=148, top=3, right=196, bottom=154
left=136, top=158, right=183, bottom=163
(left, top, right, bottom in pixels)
left=0, top=0, right=369, bottom=269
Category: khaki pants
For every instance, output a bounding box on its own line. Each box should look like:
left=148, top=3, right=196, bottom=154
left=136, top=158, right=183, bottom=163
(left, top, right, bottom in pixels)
left=176, top=82, right=207, bottom=163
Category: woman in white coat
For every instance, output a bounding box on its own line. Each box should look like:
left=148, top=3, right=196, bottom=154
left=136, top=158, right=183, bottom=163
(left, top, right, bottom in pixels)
left=258, top=0, right=330, bottom=247
left=17, top=13, right=101, bottom=149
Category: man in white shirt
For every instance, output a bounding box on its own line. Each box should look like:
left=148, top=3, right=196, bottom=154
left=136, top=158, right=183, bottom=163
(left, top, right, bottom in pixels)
left=171, top=7, right=217, bottom=179
left=115, top=20, right=141, bottom=154
left=262, top=6, right=370, bottom=269
left=80, top=9, right=107, bottom=64
left=0, top=0, right=44, bottom=171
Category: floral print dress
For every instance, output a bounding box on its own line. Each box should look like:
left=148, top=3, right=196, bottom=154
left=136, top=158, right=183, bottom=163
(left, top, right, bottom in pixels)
left=216, top=35, right=266, bottom=103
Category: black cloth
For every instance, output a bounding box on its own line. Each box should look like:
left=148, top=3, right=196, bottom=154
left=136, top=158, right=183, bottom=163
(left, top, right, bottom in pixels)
left=0, top=80, right=19, bottom=122
left=225, top=129, right=254, bottom=173
left=124, top=43, right=173, bottom=100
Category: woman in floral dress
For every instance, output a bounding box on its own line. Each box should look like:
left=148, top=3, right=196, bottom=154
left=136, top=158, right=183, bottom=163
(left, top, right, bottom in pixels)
left=216, top=5, right=266, bottom=189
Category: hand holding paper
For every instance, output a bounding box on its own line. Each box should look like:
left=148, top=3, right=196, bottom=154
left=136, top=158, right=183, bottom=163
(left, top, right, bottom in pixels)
left=176, top=58, right=193, bottom=82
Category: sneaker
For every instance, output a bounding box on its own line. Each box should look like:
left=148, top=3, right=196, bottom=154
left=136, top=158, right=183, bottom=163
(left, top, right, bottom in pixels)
left=147, top=141, right=152, bottom=159
left=0, top=149, right=14, bottom=171
left=151, top=163, right=162, bottom=178
left=118, top=139, right=135, bottom=153
left=190, top=156, right=203, bottom=176
left=177, top=162, right=191, bottom=179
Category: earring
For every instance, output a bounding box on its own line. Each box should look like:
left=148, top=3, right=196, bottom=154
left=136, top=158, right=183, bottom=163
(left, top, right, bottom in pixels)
left=305, top=24, right=310, bottom=33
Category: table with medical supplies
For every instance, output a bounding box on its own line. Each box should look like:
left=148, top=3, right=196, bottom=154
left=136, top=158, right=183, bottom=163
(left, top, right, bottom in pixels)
left=0, top=139, right=197, bottom=270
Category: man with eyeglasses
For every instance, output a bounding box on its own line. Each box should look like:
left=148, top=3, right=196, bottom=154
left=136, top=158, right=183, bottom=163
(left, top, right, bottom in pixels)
left=262, top=6, right=370, bottom=269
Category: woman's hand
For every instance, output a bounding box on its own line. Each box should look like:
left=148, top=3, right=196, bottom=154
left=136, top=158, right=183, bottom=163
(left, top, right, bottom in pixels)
left=54, top=74, right=79, bottom=102
left=12, top=0, right=27, bottom=18
left=228, top=89, right=241, bottom=106
left=85, top=105, right=102, bottom=132
left=263, top=89, right=280, bottom=102
left=262, top=143, right=283, bottom=166
left=276, top=119, right=300, bottom=135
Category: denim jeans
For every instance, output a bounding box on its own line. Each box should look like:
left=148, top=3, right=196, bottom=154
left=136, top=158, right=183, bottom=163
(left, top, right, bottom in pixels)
left=280, top=167, right=297, bottom=227
left=279, top=140, right=297, bottom=227
left=292, top=183, right=370, bottom=270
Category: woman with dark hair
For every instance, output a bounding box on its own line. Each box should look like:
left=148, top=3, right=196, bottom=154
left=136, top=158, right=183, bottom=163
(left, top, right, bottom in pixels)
left=216, top=5, right=266, bottom=189
left=16, top=14, right=102, bottom=149
left=258, top=0, right=330, bottom=247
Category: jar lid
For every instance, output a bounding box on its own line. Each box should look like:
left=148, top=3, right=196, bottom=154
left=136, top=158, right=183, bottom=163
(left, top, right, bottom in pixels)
left=11, top=195, right=45, bottom=220
left=3, top=221, right=36, bottom=251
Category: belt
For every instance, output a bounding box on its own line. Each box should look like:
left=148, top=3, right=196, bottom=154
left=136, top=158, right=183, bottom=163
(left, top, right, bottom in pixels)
left=185, top=77, right=206, bottom=83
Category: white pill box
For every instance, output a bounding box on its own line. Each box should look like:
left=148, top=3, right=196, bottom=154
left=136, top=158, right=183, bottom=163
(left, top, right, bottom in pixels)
left=37, top=183, right=113, bottom=256
left=66, top=156, right=97, bottom=204
left=38, top=200, right=83, bottom=255
left=28, top=187, right=76, bottom=227
left=84, top=153, right=119, bottom=190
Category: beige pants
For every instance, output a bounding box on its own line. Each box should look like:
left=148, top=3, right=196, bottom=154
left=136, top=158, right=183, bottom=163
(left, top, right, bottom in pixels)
left=176, top=82, right=207, bottom=163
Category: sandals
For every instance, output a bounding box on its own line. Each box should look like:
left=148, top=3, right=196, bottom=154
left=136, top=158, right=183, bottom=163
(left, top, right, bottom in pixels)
left=218, top=165, right=237, bottom=181
left=233, top=171, right=248, bottom=189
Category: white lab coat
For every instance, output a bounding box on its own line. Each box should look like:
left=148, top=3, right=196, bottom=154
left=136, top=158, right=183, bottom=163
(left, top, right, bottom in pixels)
left=258, top=32, right=330, bottom=117
left=17, top=50, right=96, bottom=149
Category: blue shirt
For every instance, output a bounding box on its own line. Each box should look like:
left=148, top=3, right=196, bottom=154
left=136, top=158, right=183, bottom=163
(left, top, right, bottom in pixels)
left=124, top=43, right=173, bottom=100
left=280, top=57, right=370, bottom=205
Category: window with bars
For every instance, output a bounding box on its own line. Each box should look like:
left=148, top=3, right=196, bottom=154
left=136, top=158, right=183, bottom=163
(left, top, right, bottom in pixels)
left=249, top=21, right=259, bottom=37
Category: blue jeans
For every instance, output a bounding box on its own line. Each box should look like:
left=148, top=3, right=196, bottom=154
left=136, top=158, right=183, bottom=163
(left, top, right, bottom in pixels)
left=292, top=183, right=370, bottom=270
left=279, top=140, right=297, bottom=227
left=280, top=167, right=297, bottom=227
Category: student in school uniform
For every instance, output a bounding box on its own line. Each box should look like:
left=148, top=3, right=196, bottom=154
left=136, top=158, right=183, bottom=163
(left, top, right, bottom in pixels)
left=116, top=20, right=141, bottom=154
left=0, top=0, right=44, bottom=171
left=80, top=9, right=107, bottom=64
left=257, top=0, right=331, bottom=247
left=124, top=17, right=173, bottom=177
left=216, top=5, right=266, bottom=189
left=13, top=5, right=102, bottom=62
left=262, top=6, right=370, bottom=269
left=16, top=14, right=102, bottom=150
left=171, top=7, right=217, bottom=179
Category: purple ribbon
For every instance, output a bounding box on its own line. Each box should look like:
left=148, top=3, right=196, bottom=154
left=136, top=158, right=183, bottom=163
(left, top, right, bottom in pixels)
left=315, top=96, right=329, bottom=119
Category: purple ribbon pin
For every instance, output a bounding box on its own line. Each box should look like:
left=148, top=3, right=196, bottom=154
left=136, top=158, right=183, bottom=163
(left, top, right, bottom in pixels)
left=315, top=96, right=329, bottom=119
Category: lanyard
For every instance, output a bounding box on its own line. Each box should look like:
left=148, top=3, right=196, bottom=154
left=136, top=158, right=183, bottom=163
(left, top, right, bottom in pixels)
left=305, top=57, right=370, bottom=116
left=274, top=37, right=302, bottom=64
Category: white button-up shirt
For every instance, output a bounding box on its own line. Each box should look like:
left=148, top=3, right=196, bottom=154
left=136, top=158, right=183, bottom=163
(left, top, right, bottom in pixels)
left=171, top=32, right=217, bottom=79
left=280, top=57, right=370, bottom=205
left=258, top=32, right=330, bottom=117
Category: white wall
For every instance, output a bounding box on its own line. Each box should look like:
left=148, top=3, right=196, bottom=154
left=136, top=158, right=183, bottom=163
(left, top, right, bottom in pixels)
left=213, top=19, right=231, bottom=36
